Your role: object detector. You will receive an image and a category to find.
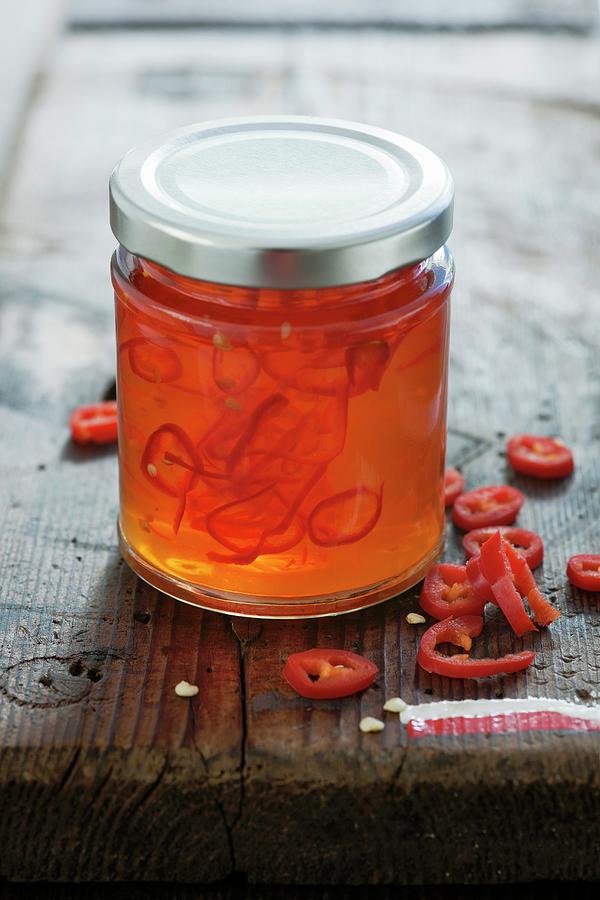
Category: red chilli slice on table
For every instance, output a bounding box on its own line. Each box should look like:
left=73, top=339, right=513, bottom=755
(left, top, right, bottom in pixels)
left=452, top=485, right=524, bottom=531
left=70, top=402, right=118, bottom=446
left=463, top=526, right=544, bottom=570
left=419, top=563, right=486, bottom=620
left=567, top=555, right=600, bottom=592
left=507, top=434, right=574, bottom=479
left=417, top=615, right=535, bottom=680
left=283, top=648, right=378, bottom=700
left=444, top=468, right=465, bottom=507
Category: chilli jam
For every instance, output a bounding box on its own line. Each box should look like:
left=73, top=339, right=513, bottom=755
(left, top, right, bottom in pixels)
left=110, top=117, right=454, bottom=617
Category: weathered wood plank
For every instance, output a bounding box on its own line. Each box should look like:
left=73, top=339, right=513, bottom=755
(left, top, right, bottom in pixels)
left=0, top=412, right=242, bottom=881
left=1, top=27, right=599, bottom=884
left=2, top=882, right=599, bottom=900
left=0, top=0, right=64, bottom=189
left=68, top=0, right=598, bottom=31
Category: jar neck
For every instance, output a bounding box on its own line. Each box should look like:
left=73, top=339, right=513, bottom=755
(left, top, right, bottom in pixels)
left=113, top=244, right=452, bottom=328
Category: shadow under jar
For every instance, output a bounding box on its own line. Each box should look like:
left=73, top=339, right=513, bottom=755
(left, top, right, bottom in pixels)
left=110, top=116, right=454, bottom=617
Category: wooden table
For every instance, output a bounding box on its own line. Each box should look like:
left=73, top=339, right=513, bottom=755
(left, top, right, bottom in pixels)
left=1, top=3, right=600, bottom=888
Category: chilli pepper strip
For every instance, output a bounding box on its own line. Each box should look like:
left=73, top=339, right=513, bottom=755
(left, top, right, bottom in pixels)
left=207, top=466, right=328, bottom=565
left=226, top=393, right=289, bottom=475
left=141, top=423, right=199, bottom=497
left=307, top=485, right=384, bottom=547
left=465, top=555, right=495, bottom=603
left=501, top=539, right=560, bottom=626
left=479, top=531, right=537, bottom=636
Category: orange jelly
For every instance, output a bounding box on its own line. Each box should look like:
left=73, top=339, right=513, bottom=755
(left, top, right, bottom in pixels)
left=109, top=116, right=455, bottom=616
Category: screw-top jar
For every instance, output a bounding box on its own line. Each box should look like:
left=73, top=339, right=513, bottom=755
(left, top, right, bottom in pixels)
left=110, top=116, right=454, bottom=617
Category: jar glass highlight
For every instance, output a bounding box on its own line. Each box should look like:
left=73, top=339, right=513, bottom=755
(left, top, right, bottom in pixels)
left=112, top=245, right=453, bottom=617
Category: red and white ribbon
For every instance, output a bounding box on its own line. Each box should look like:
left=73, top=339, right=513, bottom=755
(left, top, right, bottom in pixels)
left=399, top=698, right=600, bottom=739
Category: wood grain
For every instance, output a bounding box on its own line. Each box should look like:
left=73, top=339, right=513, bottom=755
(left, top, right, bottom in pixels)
left=68, top=0, right=598, bottom=31
left=2, top=881, right=600, bottom=900
left=1, top=26, right=599, bottom=884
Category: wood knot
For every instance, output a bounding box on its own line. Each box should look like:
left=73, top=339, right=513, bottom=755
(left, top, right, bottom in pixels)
left=133, top=611, right=152, bottom=625
left=0, top=652, right=110, bottom=709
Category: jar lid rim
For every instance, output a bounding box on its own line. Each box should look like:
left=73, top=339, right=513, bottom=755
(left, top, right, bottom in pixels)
left=109, top=115, right=454, bottom=289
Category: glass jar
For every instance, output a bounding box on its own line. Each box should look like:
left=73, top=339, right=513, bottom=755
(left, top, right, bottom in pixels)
left=110, top=117, right=454, bottom=617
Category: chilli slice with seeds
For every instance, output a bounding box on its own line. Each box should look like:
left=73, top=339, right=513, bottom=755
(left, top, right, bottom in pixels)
left=507, top=434, right=574, bottom=479
left=452, top=485, right=524, bottom=531
left=419, top=563, right=486, bottom=620
left=141, top=423, right=199, bottom=497
left=283, top=648, right=378, bottom=699
left=463, top=526, right=544, bottom=570
left=566, top=554, right=600, bottom=592
left=417, top=615, right=535, bottom=679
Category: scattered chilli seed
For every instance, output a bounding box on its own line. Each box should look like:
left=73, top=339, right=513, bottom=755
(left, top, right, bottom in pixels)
left=175, top=680, right=199, bottom=698
left=212, top=332, right=232, bottom=351
left=146, top=463, right=158, bottom=478
left=225, top=397, right=243, bottom=411
left=359, top=716, right=385, bottom=734
left=406, top=612, right=426, bottom=625
left=383, top=697, right=407, bottom=713
left=281, top=321, right=292, bottom=340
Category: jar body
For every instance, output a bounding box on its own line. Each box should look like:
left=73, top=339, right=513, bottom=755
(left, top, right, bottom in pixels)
left=112, top=247, right=453, bottom=617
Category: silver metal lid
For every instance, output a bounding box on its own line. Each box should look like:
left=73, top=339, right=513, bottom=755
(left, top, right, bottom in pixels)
left=110, top=116, right=453, bottom=289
